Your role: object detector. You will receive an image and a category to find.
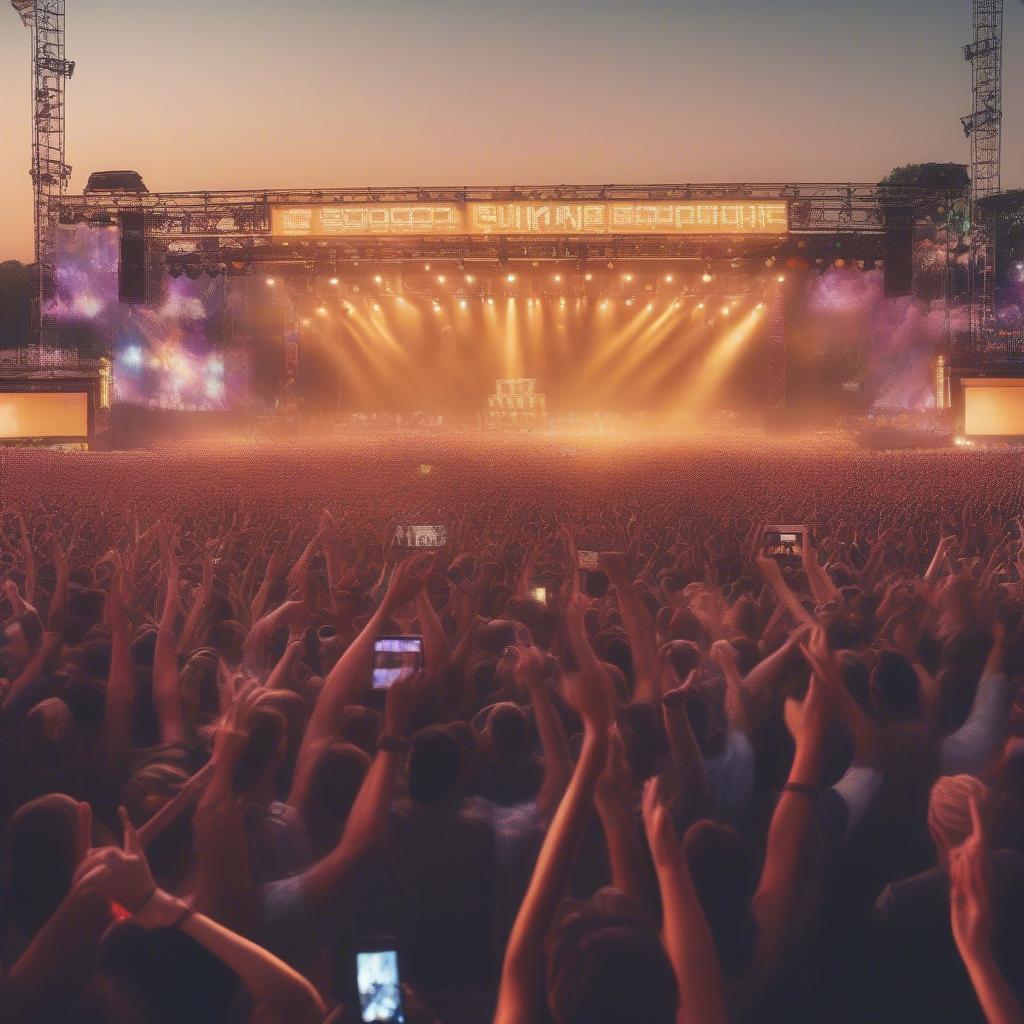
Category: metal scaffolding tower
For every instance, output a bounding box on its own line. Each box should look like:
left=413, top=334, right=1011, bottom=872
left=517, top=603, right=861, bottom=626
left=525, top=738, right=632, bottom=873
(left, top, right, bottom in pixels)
left=961, top=0, right=1003, bottom=353
left=11, top=0, right=74, bottom=351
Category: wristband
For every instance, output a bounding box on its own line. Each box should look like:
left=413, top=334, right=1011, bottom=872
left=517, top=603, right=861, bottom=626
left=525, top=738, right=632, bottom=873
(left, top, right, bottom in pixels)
left=170, top=904, right=195, bottom=929
left=783, top=782, right=819, bottom=799
left=377, top=734, right=403, bottom=754
left=133, top=886, right=160, bottom=915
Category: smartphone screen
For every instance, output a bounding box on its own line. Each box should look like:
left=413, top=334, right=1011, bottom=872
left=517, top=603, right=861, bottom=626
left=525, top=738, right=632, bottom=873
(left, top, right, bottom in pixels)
left=578, top=550, right=600, bottom=571
left=356, top=948, right=405, bottom=1023
left=531, top=585, right=547, bottom=604
left=372, top=636, right=423, bottom=690
left=761, top=525, right=807, bottom=563
left=393, top=524, right=447, bottom=549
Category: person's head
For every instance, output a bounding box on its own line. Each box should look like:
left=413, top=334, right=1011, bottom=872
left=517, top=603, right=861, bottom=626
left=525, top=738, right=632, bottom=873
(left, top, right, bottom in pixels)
left=870, top=649, right=919, bottom=719
left=338, top=704, right=383, bottom=756
left=92, top=921, right=238, bottom=1024
left=178, top=649, right=221, bottom=726
left=23, top=696, right=77, bottom=760
left=484, top=702, right=530, bottom=761
left=477, top=618, right=533, bottom=657
left=661, top=639, right=701, bottom=684
left=301, top=741, right=370, bottom=853
left=617, top=701, right=662, bottom=782
left=683, top=819, right=757, bottom=976
left=6, top=793, right=92, bottom=937
left=928, top=774, right=996, bottom=860
left=406, top=726, right=462, bottom=804
left=545, top=887, right=678, bottom=1024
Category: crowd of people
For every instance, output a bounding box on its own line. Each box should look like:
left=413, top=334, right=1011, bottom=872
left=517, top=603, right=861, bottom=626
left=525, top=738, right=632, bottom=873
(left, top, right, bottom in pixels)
left=2, top=427, right=1024, bottom=1023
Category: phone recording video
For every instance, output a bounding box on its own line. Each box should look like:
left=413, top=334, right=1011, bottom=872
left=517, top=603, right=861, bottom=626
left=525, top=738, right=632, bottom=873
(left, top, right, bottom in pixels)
left=356, top=943, right=405, bottom=1023
left=531, top=585, right=547, bottom=604
left=761, top=525, right=808, bottom=565
left=393, top=524, right=447, bottom=549
left=372, top=636, right=423, bottom=690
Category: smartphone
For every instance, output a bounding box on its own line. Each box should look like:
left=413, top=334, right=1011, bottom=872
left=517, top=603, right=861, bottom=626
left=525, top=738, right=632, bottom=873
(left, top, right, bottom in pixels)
left=531, top=585, right=548, bottom=604
left=372, top=636, right=423, bottom=690
left=578, top=550, right=600, bottom=571
left=393, top=524, right=447, bottom=549
left=761, top=525, right=809, bottom=564
left=355, top=938, right=405, bottom=1023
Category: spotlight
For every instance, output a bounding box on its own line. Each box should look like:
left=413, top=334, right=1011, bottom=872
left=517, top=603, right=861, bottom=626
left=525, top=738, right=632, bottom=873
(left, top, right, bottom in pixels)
left=697, top=303, right=705, bottom=310
left=316, top=306, right=328, bottom=316
left=373, top=303, right=381, bottom=312
left=721, top=306, right=730, bottom=316
left=506, top=273, right=516, bottom=283
left=584, top=273, right=593, bottom=281
left=600, top=300, right=610, bottom=310
left=756, top=302, right=764, bottom=310
left=702, top=272, right=713, bottom=283
left=123, top=345, right=142, bottom=367
left=424, top=264, right=431, bottom=271
left=432, top=302, right=442, bottom=313
left=623, top=273, right=634, bottom=282
left=554, top=274, right=562, bottom=283
left=487, top=297, right=495, bottom=305
left=459, top=299, right=468, bottom=309
left=437, top=275, right=446, bottom=283
left=664, top=274, right=673, bottom=283
left=625, top=297, right=634, bottom=307
left=777, top=274, right=786, bottom=283
left=329, top=277, right=339, bottom=286
left=374, top=275, right=382, bottom=284
left=646, top=302, right=654, bottom=311
left=465, top=274, right=475, bottom=284
left=301, top=317, right=311, bottom=326
left=266, top=277, right=276, bottom=287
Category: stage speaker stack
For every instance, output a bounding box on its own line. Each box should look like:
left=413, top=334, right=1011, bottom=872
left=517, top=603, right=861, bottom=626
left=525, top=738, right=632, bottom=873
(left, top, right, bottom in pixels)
left=882, top=205, right=914, bottom=298
left=487, top=378, right=547, bottom=428
left=118, top=211, right=148, bottom=304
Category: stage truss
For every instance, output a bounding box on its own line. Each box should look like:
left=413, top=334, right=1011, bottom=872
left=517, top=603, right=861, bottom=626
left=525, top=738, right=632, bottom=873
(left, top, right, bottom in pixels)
left=962, top=0, right=1004, bottom=355
left=11, top=0, right=75, bottom=351
left=60, top=182, right=957, bottom=268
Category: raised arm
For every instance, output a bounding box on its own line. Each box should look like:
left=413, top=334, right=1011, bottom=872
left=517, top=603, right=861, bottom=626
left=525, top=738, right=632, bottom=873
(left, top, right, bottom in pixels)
left=950, top=798, right=1024, bottom=1024
left=643, top=780, right=729, bottom=1024
left=46, top=532, right=68, bottom=629
left=153, top=527, right=186, bottom=744
left=516, top=644, right=573, bottom=823
left=601, top=550, right=662, bottom=704
left=941, top=619, right=1015, bottom=776
left=75, top=817, right=323, bottom=1024
left=288, top=551, right=433, bottom=807
left=100, top=559, right=135, bottom=774
left=494, top=592, right=613, bottom=1024
left=298, top=669, right=425, bottom=913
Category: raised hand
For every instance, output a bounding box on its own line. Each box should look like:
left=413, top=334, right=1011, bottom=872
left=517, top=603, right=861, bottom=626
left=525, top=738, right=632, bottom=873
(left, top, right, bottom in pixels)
left=381, top=550, right=434, bottom=615
left=950, top=797, right=993, bottom=958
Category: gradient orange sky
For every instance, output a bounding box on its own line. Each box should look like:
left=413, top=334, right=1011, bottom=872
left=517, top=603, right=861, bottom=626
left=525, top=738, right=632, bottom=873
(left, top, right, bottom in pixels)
left=2, top=0, right=1024, bottom=263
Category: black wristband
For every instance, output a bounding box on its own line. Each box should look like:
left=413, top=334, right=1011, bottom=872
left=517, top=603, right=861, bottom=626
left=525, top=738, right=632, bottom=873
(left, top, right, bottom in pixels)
left=377, top=734, right=403, bottom=754
left=783, top=782, right=819, bottom=799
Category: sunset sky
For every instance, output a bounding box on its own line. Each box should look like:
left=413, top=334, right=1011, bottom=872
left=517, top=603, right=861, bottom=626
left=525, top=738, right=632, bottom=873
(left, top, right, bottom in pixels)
left=2, top=0, right=1024, bottom=262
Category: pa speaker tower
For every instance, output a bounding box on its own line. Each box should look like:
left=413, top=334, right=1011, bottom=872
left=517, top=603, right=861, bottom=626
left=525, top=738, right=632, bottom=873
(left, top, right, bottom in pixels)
left=118, top=211, right=148, bottom=304
left=882, top=205, right=914, bottom=298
